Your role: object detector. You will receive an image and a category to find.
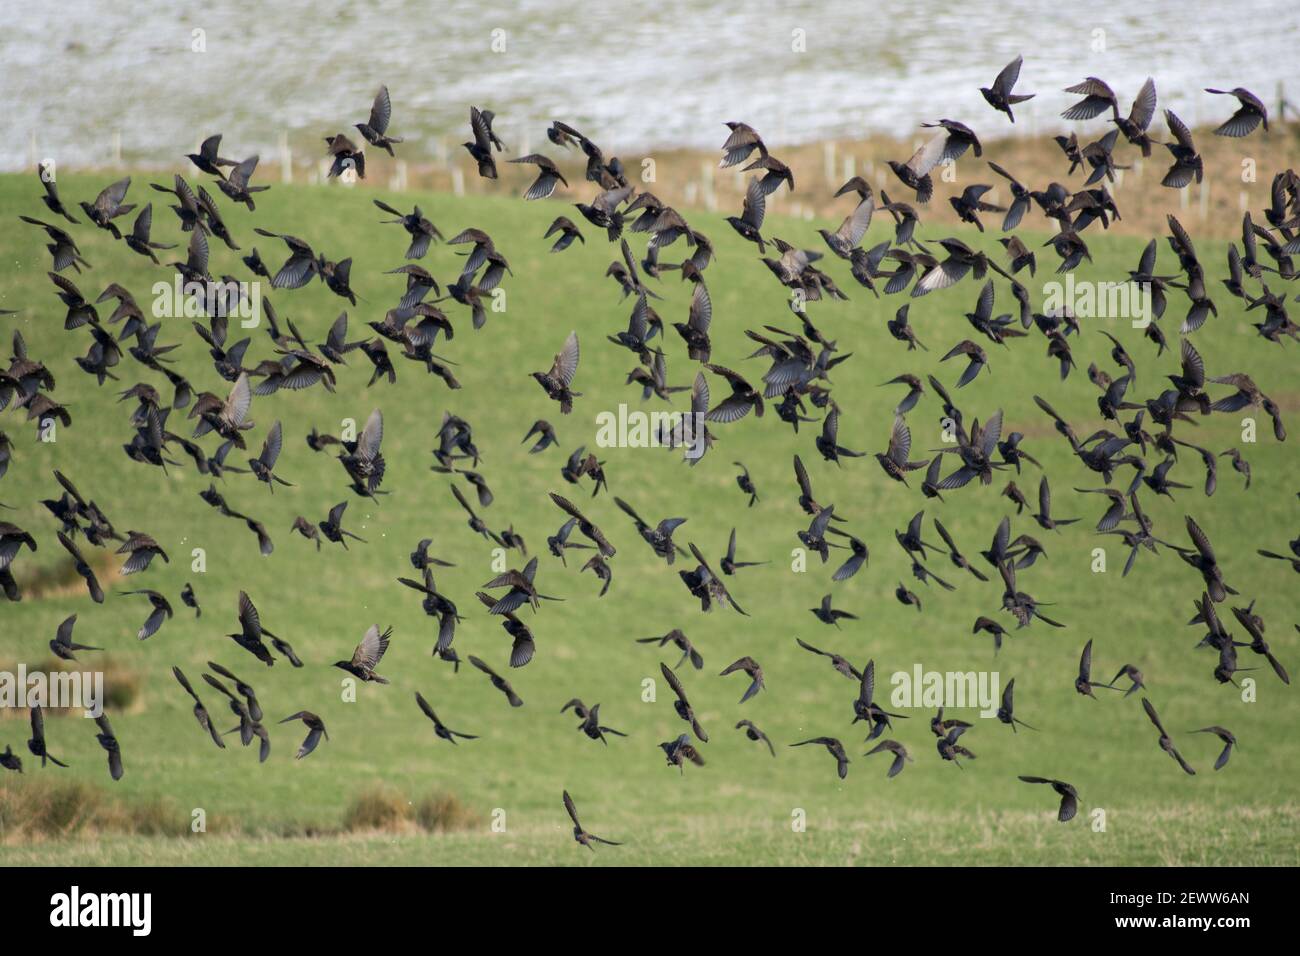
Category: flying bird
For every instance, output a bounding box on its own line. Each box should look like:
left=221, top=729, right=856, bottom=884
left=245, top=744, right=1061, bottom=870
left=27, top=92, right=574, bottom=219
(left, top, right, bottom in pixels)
left=1018, top=776, right=1079, bottom=822
left=563, top=790, right=621, bottom=850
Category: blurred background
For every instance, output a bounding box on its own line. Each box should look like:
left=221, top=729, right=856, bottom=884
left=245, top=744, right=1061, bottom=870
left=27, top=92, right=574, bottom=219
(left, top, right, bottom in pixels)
left=3, top=0, right=1297, bottom=170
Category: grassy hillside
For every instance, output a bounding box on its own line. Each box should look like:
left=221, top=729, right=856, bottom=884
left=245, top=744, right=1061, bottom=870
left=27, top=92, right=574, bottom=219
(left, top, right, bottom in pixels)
left=0, top=170, right=1296, bottom=865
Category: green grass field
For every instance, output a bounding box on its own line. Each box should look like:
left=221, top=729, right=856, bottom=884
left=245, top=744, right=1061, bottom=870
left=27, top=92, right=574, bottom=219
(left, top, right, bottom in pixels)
left=0, top=170, right=1297, bottom=866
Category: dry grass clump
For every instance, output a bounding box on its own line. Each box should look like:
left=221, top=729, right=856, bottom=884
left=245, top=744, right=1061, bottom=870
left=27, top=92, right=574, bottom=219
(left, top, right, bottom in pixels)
left=343, top=784, right=481, bottom=834
left=0, top=779, right=189, bottom=841
left=0, top=658, right=144, bottom=717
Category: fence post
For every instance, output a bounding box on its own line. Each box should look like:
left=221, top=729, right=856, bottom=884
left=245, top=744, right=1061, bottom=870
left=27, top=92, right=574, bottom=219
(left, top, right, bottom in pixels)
left=280, top=131, right=292, bottom=184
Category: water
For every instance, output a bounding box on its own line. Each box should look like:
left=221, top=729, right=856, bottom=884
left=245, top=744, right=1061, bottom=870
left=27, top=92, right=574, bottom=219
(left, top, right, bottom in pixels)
left=1, top=0, right=1295, bottom=171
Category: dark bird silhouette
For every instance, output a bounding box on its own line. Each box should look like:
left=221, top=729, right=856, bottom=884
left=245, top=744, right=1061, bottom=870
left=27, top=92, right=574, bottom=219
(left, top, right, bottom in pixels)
left=1076, top=486, right=1133, bottom=534
left=1172, top=515, right=1236, bottom=603
left=563, top=790, right=621, bottom=849
left=208, top=674, right=270, bottom=761
left=522, top=419, right=558, bottom=454
left=544, top=216, right=584, bottom=253
left=943, top=712, right=978, bottom=740
left=509, top=153, right=569, bottom=200
left=1107, top=664, right=1146, bottom=697
left=0, top=746, right=21, bottom=774
left=49, top=614, right=99, bottom=661
left=854, top=659, right=907, bottom=740
left=733, top=462, right=759, bottom=507
left=795, top=637, right=861, bottom=680
left=115, top=530, right=168, bottom=575
left=1209, top=373, right=1285, bottom=441
left=1230, top=602, right=1290, bottom=684
left=1076, top=639, right=1116, bottom=698
left=94, top=714, right=124, bottom=781
left=318, top=496, right=369, bottom=548
left=19, top=217, right=90, bottom=273
left=228, top=591, right=276, bottom=666
left=565, top=699, right=626, bottom=744
left=469, top=655, right=524, bottom=707
left=215, top=155, right=269, bottom=210
left=1032, top=476, right=1079, bottom=531
left=121, top=588, right=173, bottom=640
left=464, top=106, right=505, bottom=179
left=660, top=733, right=705, bottom=773
left=79, top=177, right=136, bottom=238
left=247, top=420, right=293, bottom=491
left=575, top=184, right=634, bottom=241
left=415, top=691, right=478, bottom=744
left=56, top=531, right=104, bottom=603
left=186, top=134, right=237, bottom=177
left=950, top=184, right=1004, bottom=233
left=980, top=55, right=1035, bottom=122
left=720, top=656, right=765, bottom=704
left=1062, top=77, right=1119, bottom=121
left=815, top=404, right=864, bottom=464
left=124, top=204, right=176, bottom=264
left=941, top=340, right=989, bottom=387
left=887, top=303, right=927, bottom=351
left=337, top=407, right=386, bottom=498
left=637, top=629, right=703, bottom=671
left=1098, top=81, right=1154, bottom=160
left=334, top=625, right=393, bottom=683
left=934, top=519, right=988, bottom=582
left=476, top=591, right=537, bottom=667
left=375, top=203, right=443, bottom=264
left=615, top=496, right=687, bottom=564
left=1205, top=87, right=1268, bottom=137
left=810, top=592, right=857, bottom=628
left=532, top=331, right=581, bottom=413
left=973, top=616, right=1010, bottom=654
left=997, top=678, right=1037, bottom=732
left=719, top=527, right=765, bottom=576
left=790, top=736, right=849, bottom=780
left=355, top=85, right=402, bottom=154
left=661, top=662, right=708, bottom=742
left=26, top=704, right=68, bottom=768
left=172, top=666, right=225, bottom=750
left=895, top=581, right=922, bottom=612
left=1160, top=110, right=1203, bottom=188
left=719, top=122, right=766, bottom=167
left=324, top=133, right=365, bottom=179
left=1142, top=698, right=1196, bottom=775
left=704, top=364, right=763, bottom=423
left=37, top=162, right=79, bottom=223
left=279, top=711, right=329, bottom=759
left=207, top=661, right=263, bottom=722
left=998, top=560, right=1063, bottom=629
left=864, top=739, right=912, bottom=778
left=549, top=493, right=615, bottom=556
left=1019, top=776, right=1079, bottom=821
left=1190, top=726, right=1237, bottom=770
left=876, top=415, right=929, bottom=484
left=936, top=725, right=975, bottom=768
left=725, top=177, right=768, bottom=252
left=735, top=719, right=776, bottom=757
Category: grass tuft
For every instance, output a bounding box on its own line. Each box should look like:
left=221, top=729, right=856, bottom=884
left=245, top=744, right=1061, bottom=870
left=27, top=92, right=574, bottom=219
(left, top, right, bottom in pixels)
left=343, top=785, right=481, bottom=835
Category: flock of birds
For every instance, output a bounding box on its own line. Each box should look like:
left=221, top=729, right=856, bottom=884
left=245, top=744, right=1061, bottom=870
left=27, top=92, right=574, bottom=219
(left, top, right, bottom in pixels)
left=1, top=59, right=1297, bottom=847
